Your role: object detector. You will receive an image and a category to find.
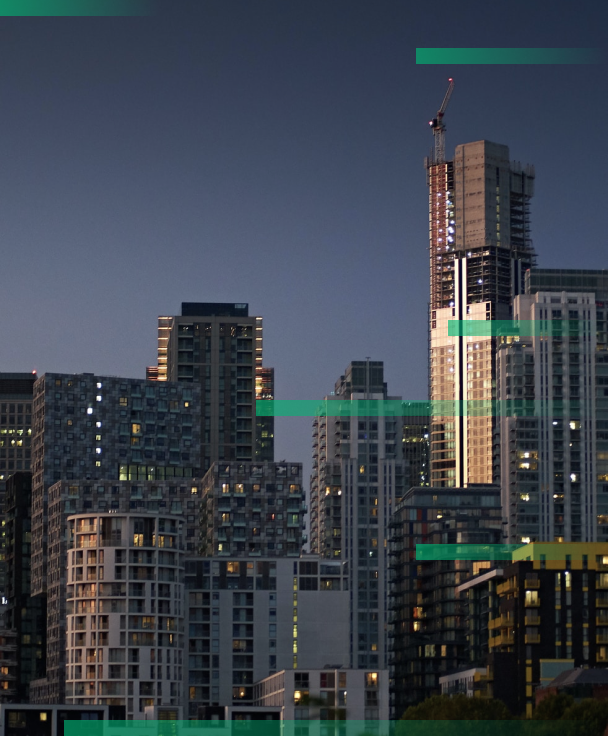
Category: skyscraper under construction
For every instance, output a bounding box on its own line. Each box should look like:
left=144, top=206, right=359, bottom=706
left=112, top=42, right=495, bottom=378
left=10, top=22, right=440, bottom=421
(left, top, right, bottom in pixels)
left=427, top=137, right=535, bottom=487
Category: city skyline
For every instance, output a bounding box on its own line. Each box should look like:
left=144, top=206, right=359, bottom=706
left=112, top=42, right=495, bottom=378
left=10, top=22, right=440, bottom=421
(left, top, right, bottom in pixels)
left=1, top=0, right=607, bottom=482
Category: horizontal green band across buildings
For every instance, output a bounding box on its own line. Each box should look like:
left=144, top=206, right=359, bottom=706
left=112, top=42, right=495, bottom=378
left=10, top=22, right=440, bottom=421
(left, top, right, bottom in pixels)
left=417, top=544, right=526, bottom=561
left=257, top=399, right=583, bottom=417
left=417, top=543, right=604, bottom=562
left=416, top=47, right=601, bottom=64
left=447, top=319, right=583, bottom=337
left=0, top=0, right=154, bottom=14
left=65, top=720, right=591, bottom=736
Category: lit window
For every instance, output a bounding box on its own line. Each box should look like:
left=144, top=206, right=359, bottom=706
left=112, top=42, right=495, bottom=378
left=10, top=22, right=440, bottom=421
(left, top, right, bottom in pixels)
left=87, top=408, right=93, bottom=415
left=96, top=395, right=102, bottom=402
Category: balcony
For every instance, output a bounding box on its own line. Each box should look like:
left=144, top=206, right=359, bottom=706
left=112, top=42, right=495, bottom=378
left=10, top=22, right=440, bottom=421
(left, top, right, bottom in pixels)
left=524, top=577, right=540, bottom=589
left=525, top=634, right=541, bottom=644
left=525, top=614, right=541, bottom=626
left=497, top=579, right=517, bottom=595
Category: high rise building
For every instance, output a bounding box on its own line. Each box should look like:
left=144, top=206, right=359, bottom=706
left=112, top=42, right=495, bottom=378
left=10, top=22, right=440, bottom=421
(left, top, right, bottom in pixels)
left=498, top=269, right=608, bottom=543
left=4, top=472, right=46, bottom=701
left=427, top=140, right=535, bottom=487
left=310, top=361, right=406, bottom=670
left=31, top=373, right=201, bottom=598
left=388, top=484, right=503, bottom=716
left=29, top=373, right=200, bottom=703
left=150, top=303, right=274, bottom=473
left=0, top=373, right=36, bottom=598
left=64, top=511, right=185, bottom=719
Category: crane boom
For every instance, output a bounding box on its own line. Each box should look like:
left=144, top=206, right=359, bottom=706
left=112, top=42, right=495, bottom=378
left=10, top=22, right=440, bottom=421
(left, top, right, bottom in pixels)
left=438, top=78, right=454, bottom=116
left=429, top=78, right=454, bottom=164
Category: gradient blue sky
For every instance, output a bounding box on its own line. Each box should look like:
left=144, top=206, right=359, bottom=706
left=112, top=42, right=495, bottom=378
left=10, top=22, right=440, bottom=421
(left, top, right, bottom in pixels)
left=1, top=0, right=607, bottom=481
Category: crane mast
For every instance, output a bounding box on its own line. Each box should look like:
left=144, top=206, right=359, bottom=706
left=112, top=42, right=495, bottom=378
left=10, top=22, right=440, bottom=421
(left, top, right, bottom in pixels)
left=429, top=77, right=454, bottom=164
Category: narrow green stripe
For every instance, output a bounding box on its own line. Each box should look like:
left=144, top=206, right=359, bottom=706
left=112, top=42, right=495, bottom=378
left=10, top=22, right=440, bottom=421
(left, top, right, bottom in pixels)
left=0, top=0, right=154, bottom=15
left=447, top=319, right=581, bottom=337
left=417, top=544, right=525, bottom=561
left=416, top=47, right=601, bottom=64
left=258, top=399, right=574, bottom=417
left=418, top=543, right=602, bottom=562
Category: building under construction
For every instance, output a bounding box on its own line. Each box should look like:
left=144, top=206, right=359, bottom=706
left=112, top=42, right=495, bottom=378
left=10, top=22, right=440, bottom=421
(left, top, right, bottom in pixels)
left=425, top=80, right=536, bottom=487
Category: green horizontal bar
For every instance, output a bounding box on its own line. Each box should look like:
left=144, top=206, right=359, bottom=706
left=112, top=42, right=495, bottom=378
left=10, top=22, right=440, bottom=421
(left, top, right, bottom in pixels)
left=448, top=320, right=582, bottom=337
left=416, top=47, right=601, bottom=64
left=0, top=0, right=154, bottom=15
left=258, top=399, right=577, bottom=417
left=417, top=544, right=525, bottom=561
left=64, top=720, right=587, bottom=736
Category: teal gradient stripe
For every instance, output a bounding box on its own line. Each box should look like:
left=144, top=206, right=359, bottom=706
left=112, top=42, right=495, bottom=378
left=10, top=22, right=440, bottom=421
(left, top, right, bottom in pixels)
left=0, top=0, right=155, bottom=15
left=65, top=720, right=588, bottom=736
left=417, top=544, right=525, bottom=561
left=416, top=47, right=601, bottom=64
left=448, top=319, right=581, bottom=337
left=258, top=398, right=574, bottom=417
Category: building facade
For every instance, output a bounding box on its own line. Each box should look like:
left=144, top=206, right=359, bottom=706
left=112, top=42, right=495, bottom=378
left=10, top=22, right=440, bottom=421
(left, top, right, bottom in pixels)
left=151, top=303, right=274, bottom=473
left=310, top=361, right=406, bottom=671
left=3, top=472, right=46, bottom=701
left=64, top=512, right=184, bottom=719
left=402, top=411, right=430, bottom=490
left=200, top=462, right=305, bottom=557
left=254, top=668, right=389, bottom=720
left=0, top=373, right=36, bottom=599
left=498, top=270, right=608, bottom=542
left=185, top=556, right=349, bottom=717
left=31, top=373, right=201, bottom=599
left=29, top=373, right=200, bottom=702
left=469, top=543, right=608, bottom=716
left=427, top=140, right=535, bottom=487
left=35, top=478, right=205, bottom=705
left=388, top=484, right=503, bottom=717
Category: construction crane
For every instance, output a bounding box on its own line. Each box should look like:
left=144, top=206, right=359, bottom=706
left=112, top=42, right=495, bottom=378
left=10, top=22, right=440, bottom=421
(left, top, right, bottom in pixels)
left=429, top=77, right=454, bottom=164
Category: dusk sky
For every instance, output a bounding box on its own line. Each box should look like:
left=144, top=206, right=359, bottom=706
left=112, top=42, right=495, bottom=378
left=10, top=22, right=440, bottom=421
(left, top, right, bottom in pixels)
left=2, top=0, right=607, bottom=481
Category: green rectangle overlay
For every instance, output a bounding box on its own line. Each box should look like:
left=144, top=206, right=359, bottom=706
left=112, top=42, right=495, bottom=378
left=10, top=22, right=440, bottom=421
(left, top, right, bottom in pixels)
left=417, top=543, right=605, bottom=562
left=258, top=399, right=575, bottom=418
left=0, top=0, right=154, bottom=15
left=64, top=720, right=590, bottom=736
left=417, top=544, right=525, bottom=561
left=447, top=320, right=581, bottom=337
left=416, top=48, right=601, bottom=64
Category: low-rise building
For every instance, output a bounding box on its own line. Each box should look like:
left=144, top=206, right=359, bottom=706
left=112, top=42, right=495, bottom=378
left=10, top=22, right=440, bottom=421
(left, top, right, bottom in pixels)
left=461, top=542, right=608, bottom=716
left=254, top=668, right=389, bottom=720
left=389, top=484, right=503, bottom=716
